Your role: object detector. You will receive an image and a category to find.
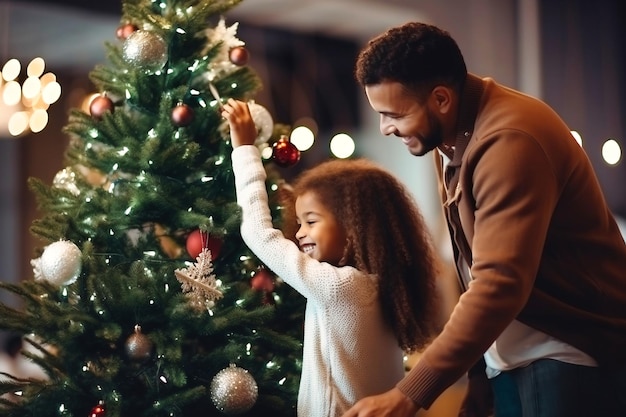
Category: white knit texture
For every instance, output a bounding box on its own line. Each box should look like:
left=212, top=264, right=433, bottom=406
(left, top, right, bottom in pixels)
left=232, top=146, right=405, bottom=417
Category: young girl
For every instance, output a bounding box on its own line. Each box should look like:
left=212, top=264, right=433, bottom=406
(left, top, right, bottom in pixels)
left=223, top=98, right=440, bottom=417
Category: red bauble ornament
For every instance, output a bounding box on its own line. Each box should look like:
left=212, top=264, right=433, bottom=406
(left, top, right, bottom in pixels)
left=272, top=135, right=301, bottom=167
left=171, top=103, right=194, bottom=127
left=229, top=46, right=249, bottom=66
left=90, top=401, right=105, bottom=417
left=116, top=23, right=138, bottom=40
left=250, top=268, right=275, bottom=292
left=186, top=229, right=223, bottom=260
left=89, top=95, right=114, bottom=119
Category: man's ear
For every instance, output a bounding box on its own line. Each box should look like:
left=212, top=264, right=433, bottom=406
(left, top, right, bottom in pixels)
left=430, top=85, right=453, bottom=114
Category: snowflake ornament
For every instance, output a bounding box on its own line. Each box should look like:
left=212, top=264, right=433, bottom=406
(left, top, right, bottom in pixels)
left=175, top=248, right=223, bottom=312
left=206, top=18, right=245, bottom=51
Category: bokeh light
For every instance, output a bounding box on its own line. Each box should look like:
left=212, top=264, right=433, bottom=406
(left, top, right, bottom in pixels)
left=2, top=59, right=21, bottom=81
left=329, top=133, right=355, bottom=159
left=0, top=57, right=60, bottom=137
left=601, top=139, right=622, bottom=165
left=290, top=126, right=315, bottom=151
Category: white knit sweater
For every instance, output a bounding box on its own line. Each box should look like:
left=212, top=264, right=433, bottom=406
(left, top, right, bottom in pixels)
left=232, top=146, right=405, bottom=417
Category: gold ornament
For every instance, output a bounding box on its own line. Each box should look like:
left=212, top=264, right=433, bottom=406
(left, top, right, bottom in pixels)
left=124, top=325, right=153, bottom=361
left=210, top=364, right=258, bottom=414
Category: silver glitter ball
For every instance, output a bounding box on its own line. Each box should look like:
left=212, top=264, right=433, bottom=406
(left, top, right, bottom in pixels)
left=210, top=365, right=258, bottom=414
left=122, top=30, right=168, bottom=72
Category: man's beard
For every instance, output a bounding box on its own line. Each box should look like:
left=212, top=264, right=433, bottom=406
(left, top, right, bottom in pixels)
left=410, top=111, right=443, bottom=156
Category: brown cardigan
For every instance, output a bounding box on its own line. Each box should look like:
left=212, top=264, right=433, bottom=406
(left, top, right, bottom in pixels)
left=398, top=74, right=626, bottom=408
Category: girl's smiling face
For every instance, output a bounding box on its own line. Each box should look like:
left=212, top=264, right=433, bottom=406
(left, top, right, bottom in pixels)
left=294, top=191, right=346, bottom=266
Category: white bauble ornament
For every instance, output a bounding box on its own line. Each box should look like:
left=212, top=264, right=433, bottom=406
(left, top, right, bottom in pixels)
left=39, top=240, right=82, bottom=286
left=247, top=101, right=273, bottom=145
left=122, top=30, right=168, bottom=72
left=210, top=364, right=258, bottom=414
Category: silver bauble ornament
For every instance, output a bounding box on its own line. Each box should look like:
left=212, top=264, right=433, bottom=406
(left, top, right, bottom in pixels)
left=125, top=325, right=153, bottom=361
left=122, top=30, right=168, bottom=72
left=39, top=240, right=82, bottom=286
left=210, top=364, right=258, bottom=414
left=248, top=101, right=273, bottom=145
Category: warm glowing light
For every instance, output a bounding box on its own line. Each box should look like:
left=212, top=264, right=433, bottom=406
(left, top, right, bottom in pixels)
left=27, top=57, right=46, bottom=78
left=8, top=112, right=29, bottom=136
left=570, top=130, right=582, bottom=146
left=261, top=145, right=273, bottom=160
left=1, top=58, right=59, bottom=137
left=42, top=81, right=61, bottom=104
left=82, top=93, right=100, bottom=113
left=290, top=126, right=315, bottom=151
left=2, top=59, right=21, bottom=81
left=329, top=133, right=355, bottom=159
left=2, top=81, right=22, bottom=106
left=40, top=72, right=56, bottom=85
left=601, top=139, right=622, bottom=165
left=22, top=76, right=42, bottom=99
left=29, top=109, right=49, bottom=133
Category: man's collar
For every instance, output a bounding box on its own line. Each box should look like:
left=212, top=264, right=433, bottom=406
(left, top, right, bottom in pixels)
left=447, top=74, right=484, bottom=167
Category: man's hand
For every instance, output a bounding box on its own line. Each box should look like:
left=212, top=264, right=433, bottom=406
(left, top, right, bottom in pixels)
left=221, top=98, right=257, bottom=148
left=341, top=387, right=419, bottom=417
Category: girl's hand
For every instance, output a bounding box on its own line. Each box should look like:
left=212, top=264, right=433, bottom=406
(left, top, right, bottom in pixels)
left=221, top=98, right=257, bottom=148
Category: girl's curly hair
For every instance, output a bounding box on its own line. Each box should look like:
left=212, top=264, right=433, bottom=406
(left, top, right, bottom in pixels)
left=279, top=158, right=440, bottom=352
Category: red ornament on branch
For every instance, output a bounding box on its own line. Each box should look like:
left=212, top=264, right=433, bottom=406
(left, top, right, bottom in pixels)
left=171, top=103, right=194, bottom=127
left=186, top=229, right=223, bottom=260
left=116, top=23, right=138, bottom=40
left=250, top=267, right=275, bottom=292
left=229, top=46, right=249, bottom=66
left=89, top=95, right=114, bottom=119
left=89, top=401, right=106, bottom=417
left=272, top=135, right=301, bottom=167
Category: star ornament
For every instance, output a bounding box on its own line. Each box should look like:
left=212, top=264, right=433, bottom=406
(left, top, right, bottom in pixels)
left=205, top=18, right=245, bottom=50
left=202, top=18, right=246, bottom=80
left=175, top=248, right=223, bottom=312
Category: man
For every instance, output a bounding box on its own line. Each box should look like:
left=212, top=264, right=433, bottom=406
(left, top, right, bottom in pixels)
left=343, top=22, right=626, bottom=417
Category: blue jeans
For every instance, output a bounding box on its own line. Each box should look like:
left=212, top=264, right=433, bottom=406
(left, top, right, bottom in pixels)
left=489, top=359, right=626, bottom=417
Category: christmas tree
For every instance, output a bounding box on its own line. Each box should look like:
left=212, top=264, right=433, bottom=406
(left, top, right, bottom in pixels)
left=0, top=0, right=305, bottom=416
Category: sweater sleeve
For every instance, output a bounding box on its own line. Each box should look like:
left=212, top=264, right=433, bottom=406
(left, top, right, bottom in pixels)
left=231, top=145, right=359, bottom=302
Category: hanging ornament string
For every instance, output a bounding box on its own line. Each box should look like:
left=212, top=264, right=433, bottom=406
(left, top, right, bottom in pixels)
left=200, top=228, right=207, bottom=251
left=209, top=82, right=223, bottom=110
